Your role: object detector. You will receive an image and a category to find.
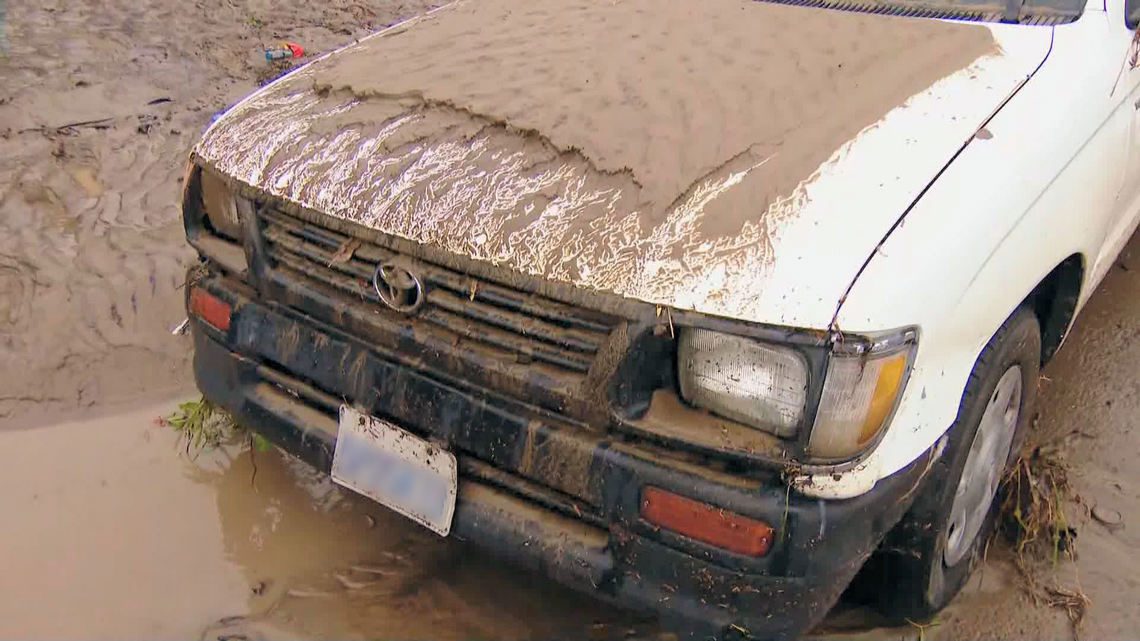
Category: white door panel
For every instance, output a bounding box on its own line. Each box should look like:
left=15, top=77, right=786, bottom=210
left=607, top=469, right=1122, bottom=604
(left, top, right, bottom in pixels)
left=1089, top=0, right=1140, bottom=293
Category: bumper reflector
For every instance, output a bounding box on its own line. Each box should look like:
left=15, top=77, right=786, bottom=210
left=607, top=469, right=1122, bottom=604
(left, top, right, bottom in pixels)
left=189, top=287, right=232, bottom=332
left=640, top=486, right=773, bottom=557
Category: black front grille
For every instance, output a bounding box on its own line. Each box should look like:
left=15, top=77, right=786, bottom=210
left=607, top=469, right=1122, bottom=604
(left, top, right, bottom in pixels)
left=256, top=206, right=619, bottom=379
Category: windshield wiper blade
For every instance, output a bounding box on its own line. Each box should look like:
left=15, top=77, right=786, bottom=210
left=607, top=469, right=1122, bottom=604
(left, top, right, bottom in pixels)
left=1003, top=0, right=1026, bottom=21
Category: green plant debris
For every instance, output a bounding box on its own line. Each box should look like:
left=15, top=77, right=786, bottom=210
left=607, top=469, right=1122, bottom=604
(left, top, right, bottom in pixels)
left=252, top=432, right=272, bottom=452
left=778, top=481, right=791, bottom=544
left=163, top=396, right=239, bottom=458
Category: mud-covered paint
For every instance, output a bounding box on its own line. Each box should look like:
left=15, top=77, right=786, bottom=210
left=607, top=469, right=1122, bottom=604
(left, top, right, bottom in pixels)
left=192, top=0, right=1040, bottom=329
left=190, top=295, right=941, bottom=639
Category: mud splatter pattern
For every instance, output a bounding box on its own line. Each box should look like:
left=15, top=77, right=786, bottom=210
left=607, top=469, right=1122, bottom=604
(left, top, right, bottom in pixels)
left=196, top=0, right=997, bottom=322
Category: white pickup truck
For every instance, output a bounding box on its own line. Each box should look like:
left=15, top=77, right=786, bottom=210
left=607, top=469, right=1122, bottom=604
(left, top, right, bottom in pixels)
left=181, top=0, right=1140, bottom=637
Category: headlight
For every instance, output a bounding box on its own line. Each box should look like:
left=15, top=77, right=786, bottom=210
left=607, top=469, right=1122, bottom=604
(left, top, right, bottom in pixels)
left=807, top=332, right=916, bottom=459
left=199, top=169, right=243, bottom=241
left=678, top=328, right=808, bottom=437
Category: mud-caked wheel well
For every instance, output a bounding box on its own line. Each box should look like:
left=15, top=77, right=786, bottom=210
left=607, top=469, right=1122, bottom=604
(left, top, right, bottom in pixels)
left=1025, top=254, right=1083, bottom=365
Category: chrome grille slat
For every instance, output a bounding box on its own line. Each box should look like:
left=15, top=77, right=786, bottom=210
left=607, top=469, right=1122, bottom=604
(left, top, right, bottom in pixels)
left=420, top=268, right=614, bottom=334
left=271, top=247, right=377, bottom=301
left=427, top=288, right=603, bottom=353
left=256, top=206, right=618, bottom=379
left=263, top=224, right=376, bottom=280
left=417, top=307, right=595, bottom=372
left=261, top=207, right=349, bottom=249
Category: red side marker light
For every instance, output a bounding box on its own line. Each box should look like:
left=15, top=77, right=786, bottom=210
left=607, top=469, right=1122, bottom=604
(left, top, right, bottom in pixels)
left=640, top=486, right=773, bottom=557
left=189, top=287, right=232, bottom=332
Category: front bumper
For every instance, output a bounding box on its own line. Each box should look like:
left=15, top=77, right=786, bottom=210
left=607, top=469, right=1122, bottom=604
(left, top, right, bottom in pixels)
left=189, top=271, right=934, bottom=640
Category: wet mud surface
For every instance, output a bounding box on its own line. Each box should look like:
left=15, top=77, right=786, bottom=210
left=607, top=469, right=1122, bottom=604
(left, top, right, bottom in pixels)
left=2, top=1, right=1139, bottom=640
left=0, top=0, right=437, bottom=426
left=0, top=401, right=636, bottom=640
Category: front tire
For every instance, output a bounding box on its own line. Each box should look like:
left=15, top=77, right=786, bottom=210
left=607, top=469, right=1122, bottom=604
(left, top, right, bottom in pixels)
left=877, top=306, right=1040, bottom=620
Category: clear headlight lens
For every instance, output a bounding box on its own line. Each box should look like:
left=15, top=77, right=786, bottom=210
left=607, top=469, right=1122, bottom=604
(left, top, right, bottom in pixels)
left=678, top=328, right=808, bottom=437
left=807, top=343, right=913, bottom=459
left=199, top=169, right=243, bottom=241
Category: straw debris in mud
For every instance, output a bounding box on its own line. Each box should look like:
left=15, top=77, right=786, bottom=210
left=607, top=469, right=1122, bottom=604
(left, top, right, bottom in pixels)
left=999, top=426, right=1090, bottom=632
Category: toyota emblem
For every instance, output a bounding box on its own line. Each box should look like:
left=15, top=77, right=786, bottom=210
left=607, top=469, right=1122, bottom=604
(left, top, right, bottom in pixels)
left=372, top=262, right=424, bottom=313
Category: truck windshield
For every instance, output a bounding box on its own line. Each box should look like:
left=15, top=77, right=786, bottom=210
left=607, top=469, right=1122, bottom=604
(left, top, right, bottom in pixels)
left=764, top=0, right=1087, bottom=25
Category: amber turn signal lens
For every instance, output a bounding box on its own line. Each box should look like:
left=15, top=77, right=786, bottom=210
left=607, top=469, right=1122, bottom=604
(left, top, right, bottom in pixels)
left=808, top=347, right=912, bottom=459
left=858, top=352, right=907, bottom=445
left=189, top=287, right=232, bottom=332
left=640, top=486, right=773, bottom=557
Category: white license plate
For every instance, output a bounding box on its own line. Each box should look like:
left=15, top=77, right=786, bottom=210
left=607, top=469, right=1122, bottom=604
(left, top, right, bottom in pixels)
left=331, top=406, right=457, bottom=536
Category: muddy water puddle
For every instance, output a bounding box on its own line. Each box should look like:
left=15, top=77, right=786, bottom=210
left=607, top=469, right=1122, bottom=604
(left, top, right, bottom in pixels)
left=0, top=400, right=634, bottom=640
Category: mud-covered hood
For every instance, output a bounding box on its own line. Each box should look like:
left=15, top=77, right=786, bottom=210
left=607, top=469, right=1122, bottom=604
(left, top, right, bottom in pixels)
left=195, top=0, right=1051, bottom=329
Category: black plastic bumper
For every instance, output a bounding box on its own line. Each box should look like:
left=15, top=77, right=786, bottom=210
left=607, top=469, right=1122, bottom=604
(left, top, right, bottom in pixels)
left=189, top=272, right=935, bottom=640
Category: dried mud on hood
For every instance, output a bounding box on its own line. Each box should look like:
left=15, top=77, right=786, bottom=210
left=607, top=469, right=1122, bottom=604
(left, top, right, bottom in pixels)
left=197, top=0, right=998, bottom=324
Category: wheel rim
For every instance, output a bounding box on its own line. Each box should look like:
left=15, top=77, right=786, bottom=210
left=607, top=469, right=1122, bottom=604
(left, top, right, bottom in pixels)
left=943, top=365, right=1022, bottom=567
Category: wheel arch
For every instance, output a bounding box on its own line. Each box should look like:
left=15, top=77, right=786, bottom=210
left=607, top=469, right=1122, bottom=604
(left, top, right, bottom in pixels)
left=1023, top=253, right=1083, bottom=365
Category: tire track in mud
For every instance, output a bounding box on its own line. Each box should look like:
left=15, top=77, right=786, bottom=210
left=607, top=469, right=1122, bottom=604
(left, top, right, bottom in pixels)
left=0, top=0, right=438, bottom=424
